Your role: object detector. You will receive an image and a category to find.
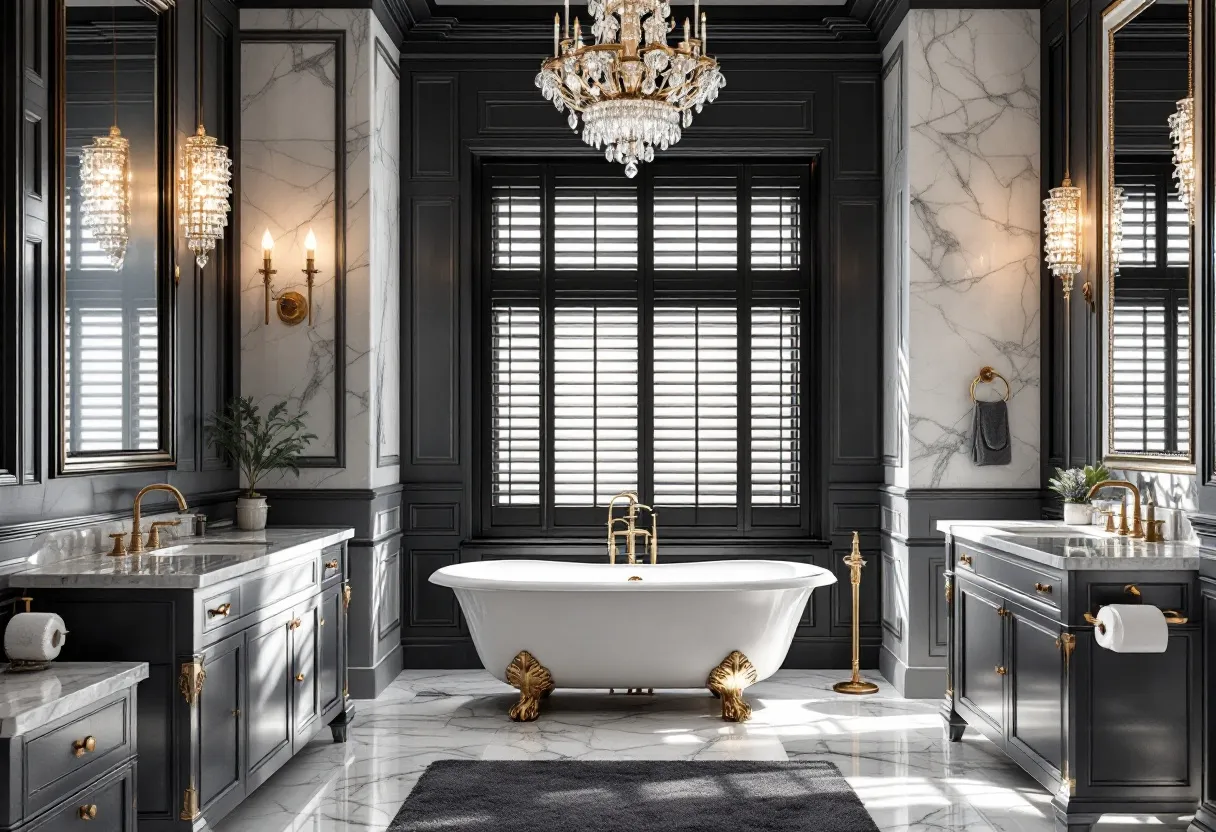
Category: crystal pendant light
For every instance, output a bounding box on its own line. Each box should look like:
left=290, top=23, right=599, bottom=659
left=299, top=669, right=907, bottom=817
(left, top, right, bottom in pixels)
left=79, top=11, right=130, bottom=270
left=178, top=124, right=233, bottom=268
left=535, top=0, right=725, bottom=177
left=1168, top=1, right=1194, bottom=225
left=1043, top=0, right=1082, bottom=300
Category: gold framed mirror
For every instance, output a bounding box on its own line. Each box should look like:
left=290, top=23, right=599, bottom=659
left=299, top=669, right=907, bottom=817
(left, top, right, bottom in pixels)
left=1100, top=0, right=1195, bottom=472
left=57, top=0, right=175, bottom=474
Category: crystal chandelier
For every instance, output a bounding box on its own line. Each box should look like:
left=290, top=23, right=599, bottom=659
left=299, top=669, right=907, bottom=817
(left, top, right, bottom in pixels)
left=1169, top=98, right=1194, bottom=223
left=1109, top=185, right=1126, bottom=274
left=535, top=0, right=726, bottom=178
left=80, top=126, right=131, bottom=269
left=178, top=124, right=233, bottom=268
left=1043, top=178, right=1082, bottom=298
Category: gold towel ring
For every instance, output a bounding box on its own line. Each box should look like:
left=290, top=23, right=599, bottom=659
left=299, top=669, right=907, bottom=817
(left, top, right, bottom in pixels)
left=970, top=366, right=1010, bottom=402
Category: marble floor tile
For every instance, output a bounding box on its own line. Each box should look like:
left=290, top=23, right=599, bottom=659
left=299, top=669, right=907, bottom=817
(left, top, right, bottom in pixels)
left=213, top=670, right=1191, bottom=832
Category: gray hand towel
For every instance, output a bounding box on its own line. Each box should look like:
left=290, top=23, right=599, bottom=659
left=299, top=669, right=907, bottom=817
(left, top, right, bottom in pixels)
left=972, top=400, right=1011, bottom=466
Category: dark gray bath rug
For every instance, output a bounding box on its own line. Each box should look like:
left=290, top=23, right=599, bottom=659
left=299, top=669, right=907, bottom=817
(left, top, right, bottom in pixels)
left=388, top=760, right=880, bottom=832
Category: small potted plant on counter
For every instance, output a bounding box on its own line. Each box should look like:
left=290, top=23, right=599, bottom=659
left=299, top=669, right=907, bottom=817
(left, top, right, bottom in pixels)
left=1049, top=464, right=1110, bottom=525
left=205, top=397, right=316, bottom=531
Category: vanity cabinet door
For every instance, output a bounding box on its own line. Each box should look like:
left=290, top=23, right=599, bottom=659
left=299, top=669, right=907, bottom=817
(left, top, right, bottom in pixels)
left=291, top=595, right=322, bottom=749
left=199, top=631, right=245, bottom=811
left=958, top=583, right=1006, bottom=734
left=318, top=584, right=343, bottom=714
left=1008, top=610, right=1063, bottom=771
left=245, top=610, right=293, bottom=791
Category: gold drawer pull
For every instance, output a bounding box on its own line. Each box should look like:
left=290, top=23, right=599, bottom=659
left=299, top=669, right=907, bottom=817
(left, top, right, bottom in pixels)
left=79, top=805, right=97, bottom=821
left=996, top=607, right=1009, bottom=618
left=1034, top=582, right=1052, bottom=594
left=1163, top=609, right=1188, bottom=625
left=1124, top=584, right=1141, bottom=598
left=325, top=559, right=339, bottom=570
left=995, top=666, right=1007, bottom=676
left=296, top=672, right=306, bottom=682
left=72, top=736, right=96, bottom=757
left=958, top=555, right=973, bottom=568
left=208, top=603, right=232, bottom=618
left=289, top=618, right=302, bottom=630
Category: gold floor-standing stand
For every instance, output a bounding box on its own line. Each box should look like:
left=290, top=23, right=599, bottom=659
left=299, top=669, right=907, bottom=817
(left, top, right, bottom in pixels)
left=833, top=531, right=879, bottom=695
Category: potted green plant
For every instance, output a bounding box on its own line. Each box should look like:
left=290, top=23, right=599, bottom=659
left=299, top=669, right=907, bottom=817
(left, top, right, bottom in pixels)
left=205, top=397, right=316, bottom=530
left=1048, top=466, right=1103, bottom=526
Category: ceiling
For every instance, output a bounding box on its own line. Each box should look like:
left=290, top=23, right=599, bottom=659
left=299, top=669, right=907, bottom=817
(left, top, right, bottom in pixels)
left=433, top=0, right=849, bottom=5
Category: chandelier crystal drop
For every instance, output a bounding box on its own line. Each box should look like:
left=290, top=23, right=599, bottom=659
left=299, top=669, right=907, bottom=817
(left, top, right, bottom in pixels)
left=1109, top=185, right=1126, bottom=275
left=535, top=0, right=725, bottom=178
left=1042, top=177, right=1082, bottom=298
left=1168, top=96, right=1195, bottom=225
left=79, top=125, right=132, bottom=270
left=178, top=124, right=233, bottom=268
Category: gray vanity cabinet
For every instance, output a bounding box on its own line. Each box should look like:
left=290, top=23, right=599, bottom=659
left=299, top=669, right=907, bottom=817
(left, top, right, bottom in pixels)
left=956, top=583, right=1006, bottom=733
left=245, top=610, right=294, bottom=791
left=198, top=632, right=244, bottom=812
left=1007, top=610, right=1064, bottom=773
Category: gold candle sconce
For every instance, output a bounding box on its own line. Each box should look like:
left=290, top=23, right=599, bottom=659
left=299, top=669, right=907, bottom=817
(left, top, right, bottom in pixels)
left=258, top=229, right=277, bottom=326
left=302, top=228, right=320, bottom=326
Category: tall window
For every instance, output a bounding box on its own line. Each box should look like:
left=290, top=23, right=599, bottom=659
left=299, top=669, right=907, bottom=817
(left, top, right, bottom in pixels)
left=483, top=163, right=809, bottom=535
left=1111, top=161, right=1190, bottom=456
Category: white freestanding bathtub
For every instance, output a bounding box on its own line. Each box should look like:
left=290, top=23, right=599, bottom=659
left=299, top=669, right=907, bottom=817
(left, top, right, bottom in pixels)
left=429, top=559, right=836, bottom=694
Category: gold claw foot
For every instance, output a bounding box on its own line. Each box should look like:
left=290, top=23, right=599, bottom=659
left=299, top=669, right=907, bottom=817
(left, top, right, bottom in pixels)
left=506, top=651, right=555, bottom=722
left=707, top=650, right=758, bottom=722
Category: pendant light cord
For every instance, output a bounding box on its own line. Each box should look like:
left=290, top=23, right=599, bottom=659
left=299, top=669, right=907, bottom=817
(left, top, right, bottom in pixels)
left=111, top=5, right=118, bottom=128
left=1063, top=0, right=1071, bottom=180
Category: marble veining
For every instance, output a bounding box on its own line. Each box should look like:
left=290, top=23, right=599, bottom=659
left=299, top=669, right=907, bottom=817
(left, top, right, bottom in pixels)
left=371, top=36, right=401, bottom=483
left=0, top=662, right=147, bottom=737
left=212, top=669, right=1189, bottom=832
left=11, top=528, right=354, bottom=589
left=938, top=520, right=1202, bottom=570
left=902, top=10, right=1041, bottom=489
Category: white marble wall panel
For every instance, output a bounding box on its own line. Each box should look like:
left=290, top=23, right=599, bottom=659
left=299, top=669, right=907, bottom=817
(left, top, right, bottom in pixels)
left=882, top=36, right=910, bottom=489
left=904, top=9, right=1041, bottom=489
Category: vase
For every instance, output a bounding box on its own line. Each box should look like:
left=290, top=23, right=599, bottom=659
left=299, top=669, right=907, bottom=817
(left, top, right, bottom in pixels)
left=236, top=496, right=269, bottom=531
left=1063, top=502, right=1091, bottom=526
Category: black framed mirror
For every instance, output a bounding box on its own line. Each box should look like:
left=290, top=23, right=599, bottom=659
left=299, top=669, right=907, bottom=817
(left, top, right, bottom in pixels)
left=57, top=0, right=175, bottom=474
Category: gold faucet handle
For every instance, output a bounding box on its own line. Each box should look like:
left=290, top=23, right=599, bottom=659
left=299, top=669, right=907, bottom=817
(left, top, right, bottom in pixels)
left=147, top=520, right=182, bottom=550
left=108, top=533, right=128, bottom=557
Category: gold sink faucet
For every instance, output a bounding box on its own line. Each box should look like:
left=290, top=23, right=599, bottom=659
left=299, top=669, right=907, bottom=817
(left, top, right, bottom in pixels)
left=129, top=484, right=190, bottom=554
left=1086, top=479, right=1142, bottom=539
left=606, top=491, right=658, bottom=565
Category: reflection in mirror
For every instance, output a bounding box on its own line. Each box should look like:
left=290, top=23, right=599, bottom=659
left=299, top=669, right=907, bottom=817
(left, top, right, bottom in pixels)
left=1104, top=0, right=1193, bottom=466
left=62, top=0, right=164, bottom=461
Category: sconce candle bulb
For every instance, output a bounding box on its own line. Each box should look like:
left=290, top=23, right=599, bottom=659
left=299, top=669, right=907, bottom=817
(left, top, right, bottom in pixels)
left=257, top=229, right=277, bottom=326
left=302, top=228, right=320, bottom=326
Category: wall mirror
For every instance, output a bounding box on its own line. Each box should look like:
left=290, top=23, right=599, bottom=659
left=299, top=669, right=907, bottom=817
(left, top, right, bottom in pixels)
left=58, top=0, right=174, bottom=473
left=1101, top=0, right=1195, bottom=471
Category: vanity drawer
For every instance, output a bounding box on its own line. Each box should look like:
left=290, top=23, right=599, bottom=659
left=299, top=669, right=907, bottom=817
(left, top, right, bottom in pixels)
left=955, top=546, right=1063, bottom=613
left=200, top=588, right=240, bottom=632
left=1080, top=579, right=1197, bottom=625
left=25, top=698, right=131, bottom=812
left=242, top=560, right=318, bottom=614
left=28, top=764, right=134, bottom=832
left=320, top=545, right=344, bottom=584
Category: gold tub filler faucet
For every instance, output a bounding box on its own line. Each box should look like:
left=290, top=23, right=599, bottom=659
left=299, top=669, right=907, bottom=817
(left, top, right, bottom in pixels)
left=606, top=491, right=658, bottom=565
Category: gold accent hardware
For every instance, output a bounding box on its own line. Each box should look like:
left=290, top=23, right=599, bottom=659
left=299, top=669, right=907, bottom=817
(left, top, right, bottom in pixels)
left=958, top=555, right=973, bottom=568
left=232, top=709, right=240, bottom=717
left=997, top=607, right=1010, bottom=617
left=1083, top=612, right=1106, bottom=634
left=178, top=657, right=206, bottom=705
left=174, top=264, right=180, bottom=286
left=1056, top=632, right=1077, bottom=670
left=834, top=532, right=879, bottom=695
left=108, top=533, right=128, bottom=557
left=946, top=686, right=953, bottom=698
left=302, top=230, right=321, bottom=326
left=277, top=291, right=308, bottom=326
left=1143, top=519, right=1161, bottom=542
left=72, top=736, right=96, bottom=757
left=995, top=666, right=1007, bottom=676
left=208, top=603, right=232, bottom=618
left=1034, top=582, right=1053, bottom=594
left=320, top=618, right=326, bottom=626
left=325, top=559, right=339, bottom=570
left=969, top=366, right=1010, bottom=402
left=343, top=683, right=349, bottom=698
left=1163, top=610, right=1188, bottom=625
left=147, top=519, right=181, bottom=550
left=296, top=672, right=305, bottom=682
left=289, top=618, right=302, bottom=630
left=1081, top=281, right=1094, bottom=307
left=129, top=484, right=189, bottom=554
left=1124, top=584, right=1141, bottom=598
left=708, top=651, right=759, bottom=722
left=343, top=582, right=352, bottom=609
left=20, top=597, right=32, bottom=613
left=1086, top=480, right=1142, bottom=539
left=944, top=575, right=953, bottom=604
left=180, top=785, right=200, bottom=821
left=505, top=650, right=555, bottom=722
left=1103, top=509, right=1117, bottom=533
left=628, top=576, right=643, bottom=581
left=79, top=805, right=97, bottom=820
left=606, top=491, right=658, bottom=565
left=258, top=235, right=277, bottom=326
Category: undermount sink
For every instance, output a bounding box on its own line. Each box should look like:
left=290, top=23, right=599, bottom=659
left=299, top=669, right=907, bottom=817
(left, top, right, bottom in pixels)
left=992, top=524, right=1109, bottom=538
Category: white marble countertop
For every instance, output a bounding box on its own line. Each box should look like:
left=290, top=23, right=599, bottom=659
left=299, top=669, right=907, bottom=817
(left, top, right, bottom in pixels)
left=0, top=661, right=148, bottom=737
left=937, top=520, right=1202, bottom=570
left=9, top=527, right=355, bottom=590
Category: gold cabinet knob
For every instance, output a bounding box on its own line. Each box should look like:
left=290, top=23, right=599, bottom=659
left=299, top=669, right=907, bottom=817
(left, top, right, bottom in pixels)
left=1034, top=582, right=1052, bottom=594
left=208, top=603, right=232, bottom=618
left=72, top=736, right=96, bottom=757
left=324, top=559, right=339, bottom=570
left=232, top=709, right=241, bottom=718
left=79, top=805, right=97, bottom=820
left=995, top=666, right=1008, bottom=676
left=996, top=607, right=1009, bottom=617
left=958, top=555, right=973, bottom=568
left=289, top=618, right=302, bottom=630
left=319, top=618, right=326, bottom=626
left=296, top=672, right=305, bottom=682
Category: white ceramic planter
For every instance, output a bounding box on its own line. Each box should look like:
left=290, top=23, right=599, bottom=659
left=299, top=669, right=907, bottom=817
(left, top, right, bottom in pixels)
left=236, top=496, right=269, bottom=531
left=1063, top=502, right=1091, bottom=526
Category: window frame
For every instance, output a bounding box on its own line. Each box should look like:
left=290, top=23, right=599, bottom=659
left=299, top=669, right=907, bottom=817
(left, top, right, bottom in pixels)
left=474, top=160, right=815, bottom=539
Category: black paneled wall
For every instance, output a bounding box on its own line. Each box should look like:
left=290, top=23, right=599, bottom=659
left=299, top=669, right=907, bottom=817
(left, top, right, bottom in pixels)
left=400, top=30, right=886, bottom=669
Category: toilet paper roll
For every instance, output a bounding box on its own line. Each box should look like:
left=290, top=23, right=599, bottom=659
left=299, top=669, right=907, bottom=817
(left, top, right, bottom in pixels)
left=1093, top=604, right=1168, bottom=653
left=3, top=613, right=68, bottom=662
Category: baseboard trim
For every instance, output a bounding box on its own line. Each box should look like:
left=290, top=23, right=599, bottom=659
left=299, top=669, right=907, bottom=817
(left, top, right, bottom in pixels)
left=349, top=643, right=404, bottom=700
left=879, top=646, right=945, bottom=699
